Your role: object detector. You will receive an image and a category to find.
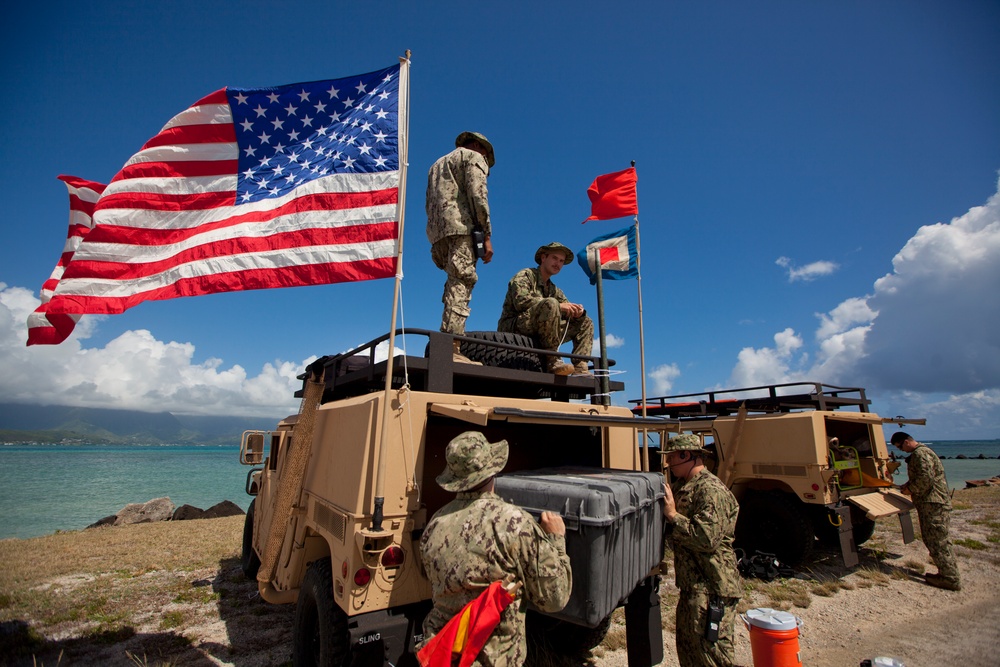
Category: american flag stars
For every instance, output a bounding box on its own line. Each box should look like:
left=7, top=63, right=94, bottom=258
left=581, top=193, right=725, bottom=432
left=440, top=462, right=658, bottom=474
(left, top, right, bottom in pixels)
left=228, top=66, right=399, bottom=204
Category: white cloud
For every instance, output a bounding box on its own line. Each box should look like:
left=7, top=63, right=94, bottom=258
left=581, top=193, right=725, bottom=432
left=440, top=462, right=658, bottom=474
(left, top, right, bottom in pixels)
left=0, top=284, right=305, bottom=417
left=776, top=256, right=840, bottom=282
left=725, top=176, right=1000, bottom=437
left=648, top=363, right=681, bottom=395
left=596, top=333, right=625, bottom=349
left=728, top=328, right=804, bottom=387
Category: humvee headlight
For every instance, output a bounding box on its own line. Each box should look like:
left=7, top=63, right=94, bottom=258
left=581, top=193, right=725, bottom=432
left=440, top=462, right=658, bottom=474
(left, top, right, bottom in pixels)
left=354, top=568, right=372, bottom=586
left=381, top=546, right=405, bottom=567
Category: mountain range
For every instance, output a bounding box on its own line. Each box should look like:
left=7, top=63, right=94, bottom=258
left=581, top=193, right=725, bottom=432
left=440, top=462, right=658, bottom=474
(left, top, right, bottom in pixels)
left=0, top=403, right=284, bottom=446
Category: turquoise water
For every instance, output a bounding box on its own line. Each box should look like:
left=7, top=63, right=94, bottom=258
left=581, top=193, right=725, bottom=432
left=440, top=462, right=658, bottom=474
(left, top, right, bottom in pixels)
left=0, top=444, right=253, bottom=540
left=0, top=440, right=997, bottom=541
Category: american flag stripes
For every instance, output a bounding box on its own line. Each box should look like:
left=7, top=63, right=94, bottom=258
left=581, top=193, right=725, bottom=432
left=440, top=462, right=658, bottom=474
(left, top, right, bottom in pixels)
left=26, top=176, right=107, bottom=345
left=28, top=63, right=404, bottom=345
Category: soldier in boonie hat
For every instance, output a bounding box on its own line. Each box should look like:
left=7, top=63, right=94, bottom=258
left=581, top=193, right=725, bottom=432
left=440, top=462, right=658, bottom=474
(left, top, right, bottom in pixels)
left=662, top=433, right=711, bottom=455
left=455, top=131, right=496, bottom=168
left=533, top=242, right=574, bottom=265
left=436, top=431, right=509, bottom=492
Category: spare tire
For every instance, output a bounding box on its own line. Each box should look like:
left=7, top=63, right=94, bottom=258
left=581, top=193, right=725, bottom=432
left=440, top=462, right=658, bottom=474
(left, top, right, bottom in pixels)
left=460, top=331, right=544, bottom=372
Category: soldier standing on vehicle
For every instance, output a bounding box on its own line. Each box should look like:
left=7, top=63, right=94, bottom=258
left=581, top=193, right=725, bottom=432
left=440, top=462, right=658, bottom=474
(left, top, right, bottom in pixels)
left=419, top=431, right=572, bottom=666
left=662, top=434, right=742, bottom=667
left=890, top=431, right=962, bottom=591
left=497, top=242, right=594, bottom=376
left=426, top=131, right=496, bottom=364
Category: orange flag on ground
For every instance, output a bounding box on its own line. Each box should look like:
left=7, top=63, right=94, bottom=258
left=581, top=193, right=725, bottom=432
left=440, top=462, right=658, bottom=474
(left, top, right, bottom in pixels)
left=583, top=167, right=638, bottom=222
left=417, top=581, right=516, bottom=667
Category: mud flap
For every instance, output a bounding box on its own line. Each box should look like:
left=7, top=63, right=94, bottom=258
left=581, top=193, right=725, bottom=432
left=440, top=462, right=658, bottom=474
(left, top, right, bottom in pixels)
left=898, top=510, right=915, bottom=544
left=347, top=602, right=431, bottom=667
left=624, top=576, right=663, bottom=667
left=834, top=504, right=860, bottom=568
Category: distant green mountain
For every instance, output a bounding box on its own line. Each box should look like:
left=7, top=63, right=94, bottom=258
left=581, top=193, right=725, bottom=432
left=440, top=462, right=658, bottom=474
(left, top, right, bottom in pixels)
left=0, top=403, right=285, bottom=445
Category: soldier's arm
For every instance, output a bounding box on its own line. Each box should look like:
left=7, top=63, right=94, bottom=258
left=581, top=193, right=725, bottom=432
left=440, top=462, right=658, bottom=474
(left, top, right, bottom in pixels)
left=509, top=271, right=542, bottom=312
left=463, top=154, right=491, bottom=237
left=907, top=449, right=933, bottom=498
left=668, top=487, right=729, bottom=553
left=517, top=515, right=572, bottom=613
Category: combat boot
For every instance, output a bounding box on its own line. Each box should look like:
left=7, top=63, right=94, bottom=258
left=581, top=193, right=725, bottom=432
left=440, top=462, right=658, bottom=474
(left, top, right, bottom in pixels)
left=925, top=573, right=961, bottom=591
left=546, top=357, right=573, bottom=376
left=571, top=361, right=592, bottom=376
left=452, top=340, right=482, bottom=365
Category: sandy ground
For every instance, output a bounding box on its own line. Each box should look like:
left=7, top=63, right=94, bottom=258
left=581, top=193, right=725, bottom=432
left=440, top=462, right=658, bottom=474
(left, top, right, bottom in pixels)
left=3, top=488, right=999, bottom=666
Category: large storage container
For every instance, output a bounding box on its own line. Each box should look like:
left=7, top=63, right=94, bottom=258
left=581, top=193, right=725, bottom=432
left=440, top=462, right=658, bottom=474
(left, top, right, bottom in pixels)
left=494, top=467, right=665, bottom=627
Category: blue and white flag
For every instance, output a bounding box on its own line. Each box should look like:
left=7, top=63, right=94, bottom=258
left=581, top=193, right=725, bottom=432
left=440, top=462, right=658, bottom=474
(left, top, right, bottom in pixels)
left=576, top=224, right=638, bottom=285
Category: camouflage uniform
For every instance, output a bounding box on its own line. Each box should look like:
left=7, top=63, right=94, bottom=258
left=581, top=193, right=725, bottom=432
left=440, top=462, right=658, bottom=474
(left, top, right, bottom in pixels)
left=496, top=267, right=594, bottom=358
left=906, top=444, right=961, bottom=586
left=668, top=468, right=742, bottom=667
left=419, top=432, right=572, bottom=667
left=426, top=146, right=491, bottom=335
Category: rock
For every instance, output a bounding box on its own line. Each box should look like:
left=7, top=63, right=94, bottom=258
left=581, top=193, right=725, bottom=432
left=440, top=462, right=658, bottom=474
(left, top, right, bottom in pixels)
left=172, top=504, right=206, bottom=521
left=114, top=497, right=175, bottom=526
left=201, top=500, right=245, bottom=519
left=87, top=515, right=117, bottom=529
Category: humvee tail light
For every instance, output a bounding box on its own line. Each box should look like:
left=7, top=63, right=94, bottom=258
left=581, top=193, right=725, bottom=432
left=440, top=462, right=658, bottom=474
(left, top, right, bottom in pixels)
left=381, top=546, right=405, bottom=567
left=354, top=568, right=372, bottom=586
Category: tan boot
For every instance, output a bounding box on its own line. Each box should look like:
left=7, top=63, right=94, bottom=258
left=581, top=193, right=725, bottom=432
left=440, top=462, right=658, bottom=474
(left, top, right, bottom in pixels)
left=453, top=340, right=482, bottom=365
left=572, top=361, right=592, bottom=376
left=546, top=358, right=573, bottom=376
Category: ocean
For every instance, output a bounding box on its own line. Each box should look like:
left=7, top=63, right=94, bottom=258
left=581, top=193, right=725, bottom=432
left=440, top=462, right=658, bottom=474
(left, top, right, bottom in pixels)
left=1, top=440, right=997, bottom=541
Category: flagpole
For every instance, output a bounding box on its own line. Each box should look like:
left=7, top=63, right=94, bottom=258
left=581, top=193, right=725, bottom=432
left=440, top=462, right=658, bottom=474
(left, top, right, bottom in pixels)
left=632, top=160, right=649, bottom=472
left=591, top=247, right=611, bottom=407
left=372, top=50, right=411, bottom=533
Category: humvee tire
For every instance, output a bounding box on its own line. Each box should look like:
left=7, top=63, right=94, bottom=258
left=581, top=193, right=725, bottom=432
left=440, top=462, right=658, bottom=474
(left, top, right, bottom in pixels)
left=293, top=558, right=349, bottom=666
left=241, top=499, right=261, bottom=579
left=735, top=491, right=814, bottom=565
left=814, top=504, right=877, bottom=547
left=460, top=331, right=543, bottom=371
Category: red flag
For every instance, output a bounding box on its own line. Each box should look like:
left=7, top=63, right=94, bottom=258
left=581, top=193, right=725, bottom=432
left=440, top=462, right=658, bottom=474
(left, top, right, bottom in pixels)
left=583, top=167, right=638, bottom=222
left=33, top=65, right=403, bottom=342
left=26, top=176, right=107, bottom=345
left=417, top=581, right=516, bottom=667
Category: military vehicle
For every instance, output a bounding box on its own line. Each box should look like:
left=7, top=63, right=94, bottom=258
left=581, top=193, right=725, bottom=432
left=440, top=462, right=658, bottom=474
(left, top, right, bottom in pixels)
left=239, top=329, right=672, bottom=667
left=632, top=382, right=922, bottom=566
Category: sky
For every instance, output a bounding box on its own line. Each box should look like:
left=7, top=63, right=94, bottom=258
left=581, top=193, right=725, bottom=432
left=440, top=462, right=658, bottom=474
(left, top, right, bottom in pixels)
left=1, top=1, right=998, bottom=440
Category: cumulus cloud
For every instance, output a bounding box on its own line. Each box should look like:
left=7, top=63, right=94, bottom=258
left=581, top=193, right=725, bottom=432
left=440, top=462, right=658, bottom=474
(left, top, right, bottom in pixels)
left=776, top=256, right=840, bottom=282
left=596, top=333, right=625, bottom=349
left=0, top=283, right=307, bottom=417
left=727, top=177, right=1000, bottom=436
left=648, top=363, right=681, bottom=395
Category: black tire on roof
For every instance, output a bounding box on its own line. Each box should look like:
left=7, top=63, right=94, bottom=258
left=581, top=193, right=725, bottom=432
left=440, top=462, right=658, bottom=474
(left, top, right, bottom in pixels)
left=460, top=331, right=544, bottom=372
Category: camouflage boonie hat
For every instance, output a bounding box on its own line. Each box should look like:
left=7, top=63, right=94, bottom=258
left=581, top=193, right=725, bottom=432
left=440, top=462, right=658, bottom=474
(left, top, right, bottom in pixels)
left=662, top=434, right=710, bottom=454
left=455, top=131, right=496, bottom=168
left=436, top=431, right=509, bottom=492
left=534, top=242, right=575, bottom=265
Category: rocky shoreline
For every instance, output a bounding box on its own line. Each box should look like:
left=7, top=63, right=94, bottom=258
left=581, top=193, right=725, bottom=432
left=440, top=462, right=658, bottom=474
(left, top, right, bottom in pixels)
left=86, top=496, right=245, bottom=529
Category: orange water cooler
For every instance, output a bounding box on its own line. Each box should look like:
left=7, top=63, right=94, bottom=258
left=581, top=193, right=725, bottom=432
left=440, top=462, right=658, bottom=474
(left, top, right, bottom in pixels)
left=741, top=607, right=803, bottom=667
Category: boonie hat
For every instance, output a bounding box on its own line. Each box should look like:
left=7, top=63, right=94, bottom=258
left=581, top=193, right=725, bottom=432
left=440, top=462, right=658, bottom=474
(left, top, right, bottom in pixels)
left=662, top=433, right=711, bottom=455
left=455, top=131, right=496, bottom=168
left=534, top=242, right=575, bottom=265
left=436, top=431, right=509, bottom=492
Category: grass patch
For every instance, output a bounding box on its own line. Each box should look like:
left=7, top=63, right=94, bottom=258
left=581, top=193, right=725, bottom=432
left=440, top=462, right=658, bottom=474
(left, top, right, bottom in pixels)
left=954, top=538, right=987, bottom=550
left=159, top=610, right=186, bottom=630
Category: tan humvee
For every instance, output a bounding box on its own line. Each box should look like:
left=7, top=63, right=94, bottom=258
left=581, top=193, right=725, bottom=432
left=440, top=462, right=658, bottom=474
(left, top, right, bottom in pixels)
left=240, top=329, right=670, bottom=667
left=634, top=382, right=921, bottom=566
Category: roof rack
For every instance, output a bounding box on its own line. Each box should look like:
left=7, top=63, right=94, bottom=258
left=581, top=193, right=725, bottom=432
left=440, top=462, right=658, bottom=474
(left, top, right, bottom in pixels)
left=630, top=381, right=871, bottom=420
left=297, top=329, right=624, bottom=404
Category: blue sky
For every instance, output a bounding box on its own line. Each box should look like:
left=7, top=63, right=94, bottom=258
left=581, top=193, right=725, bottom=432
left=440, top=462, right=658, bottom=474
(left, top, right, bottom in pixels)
left=1, top=1, right=998, bottom=439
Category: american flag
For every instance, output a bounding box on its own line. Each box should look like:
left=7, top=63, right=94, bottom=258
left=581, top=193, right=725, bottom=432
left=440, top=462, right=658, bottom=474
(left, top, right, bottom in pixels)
left=28, top=63, right=404, bottom=345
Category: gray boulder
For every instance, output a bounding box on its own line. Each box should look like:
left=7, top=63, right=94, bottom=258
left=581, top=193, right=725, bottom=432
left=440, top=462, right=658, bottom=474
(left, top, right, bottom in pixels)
left=114, top=497, right=176, bottom=525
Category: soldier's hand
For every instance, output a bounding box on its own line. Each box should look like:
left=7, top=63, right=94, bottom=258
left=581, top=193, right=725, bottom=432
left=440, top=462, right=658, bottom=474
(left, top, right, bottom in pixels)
left=540, top=511, right=566, bottom=536
left=482, top=237, right=494, bottom=263
left=662, top=482, right=677, bottom=521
